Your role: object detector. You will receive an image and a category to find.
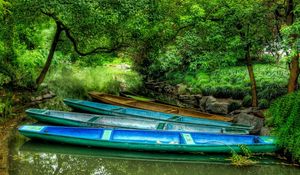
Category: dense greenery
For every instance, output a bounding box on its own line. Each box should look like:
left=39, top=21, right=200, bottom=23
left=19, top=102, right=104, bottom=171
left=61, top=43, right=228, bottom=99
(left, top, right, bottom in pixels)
left=266, top=91, right=300, bottom=162
left=0, top=0, right=299, bottom=162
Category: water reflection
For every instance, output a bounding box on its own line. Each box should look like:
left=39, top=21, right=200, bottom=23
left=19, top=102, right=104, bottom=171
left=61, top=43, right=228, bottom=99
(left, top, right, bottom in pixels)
left=9, top=140, right=300, bottom=175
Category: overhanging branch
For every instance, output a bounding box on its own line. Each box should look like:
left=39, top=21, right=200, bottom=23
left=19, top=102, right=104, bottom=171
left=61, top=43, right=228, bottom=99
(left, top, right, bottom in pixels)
left=41, top=10, right=125, bottom=56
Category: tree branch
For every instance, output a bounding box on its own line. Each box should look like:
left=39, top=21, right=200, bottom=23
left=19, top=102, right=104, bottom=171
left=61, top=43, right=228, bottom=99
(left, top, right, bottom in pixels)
left=41, top=10, right=125, bottom=56
left=64, top=28, right=124, bottom=56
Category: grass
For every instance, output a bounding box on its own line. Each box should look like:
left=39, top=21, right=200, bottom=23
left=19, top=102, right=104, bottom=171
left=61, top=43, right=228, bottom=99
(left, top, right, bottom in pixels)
left=45, top=62, right=143, bottom=99
left=163, top=64, right=290, bottom=107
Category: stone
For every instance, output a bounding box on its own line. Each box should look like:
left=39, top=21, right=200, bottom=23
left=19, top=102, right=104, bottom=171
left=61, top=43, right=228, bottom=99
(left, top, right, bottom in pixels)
left=178, top=95, right=198, bottom=107
left=42, top=93, right=54, bottom=99
left=206, top=102, right=230, bottom=114
left=35, top=96, right=43, bottom=101
left=260, top=127, right=271, bottom=136
left=176, top=84, right=188, bottom=95
left=233, top=113, right=264, bottom=134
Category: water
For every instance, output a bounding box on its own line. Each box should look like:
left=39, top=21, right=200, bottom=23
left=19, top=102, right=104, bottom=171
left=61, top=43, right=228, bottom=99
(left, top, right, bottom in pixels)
left=8, top=130, right=300, bottom=175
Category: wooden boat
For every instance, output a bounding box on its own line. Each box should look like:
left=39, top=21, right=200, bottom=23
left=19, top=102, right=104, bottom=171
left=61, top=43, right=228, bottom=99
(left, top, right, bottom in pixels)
left=25, top=108, right=249, bottom=134
left=120, top=91, right=156, bottom=102
left=63, top=98, right=252, bottom=130
left=89, top=92, right=232, bottom=122
left=19, top=125, right=277, bottom=153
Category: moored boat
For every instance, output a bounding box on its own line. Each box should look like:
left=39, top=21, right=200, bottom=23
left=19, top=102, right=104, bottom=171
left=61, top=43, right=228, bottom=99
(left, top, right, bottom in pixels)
left=63, top=98, right=252, bottom=130
left=25, top=108, right=249, bottom=134
left=19, top=125, right=278, bottom=153
left=89, top=92, right=232, bottom=122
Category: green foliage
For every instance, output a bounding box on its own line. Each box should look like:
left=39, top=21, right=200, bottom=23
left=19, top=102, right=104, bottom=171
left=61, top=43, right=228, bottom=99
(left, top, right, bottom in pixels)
left=164, top=64, right=288, bottom=105
left=0, top=98, right=13, bottom=119
left=46, top=64, right=142, bottom=99
left=242, top=95, right=252, bottom=107
left=266, top=91, right=300, bottom=162
left=228, top=101, right=242, bottom=112
left=258, top=99, right=270, bottom=109
left=230, top=145, right=255, bottom=166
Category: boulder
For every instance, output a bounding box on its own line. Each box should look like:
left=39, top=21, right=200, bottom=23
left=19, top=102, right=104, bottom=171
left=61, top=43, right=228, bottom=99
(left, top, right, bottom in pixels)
left=178, top=95, right=201, bottom=108
left=206, top=102, right=230, bottom=114
left=233, top=113, right=264, bottom=134
left=200, top=96, right=216, bottom=111
left=260, top=127, right=271, bottom=136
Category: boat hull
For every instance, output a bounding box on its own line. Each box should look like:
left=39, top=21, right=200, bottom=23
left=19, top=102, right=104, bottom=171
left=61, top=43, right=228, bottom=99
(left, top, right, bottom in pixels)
left=26, top=109, right=249, bottom=134
left=89, top=92, right=232, bottom=122
left=19, top=125, right=277, bottom=153
left=63, top=98, right=252, bottom=130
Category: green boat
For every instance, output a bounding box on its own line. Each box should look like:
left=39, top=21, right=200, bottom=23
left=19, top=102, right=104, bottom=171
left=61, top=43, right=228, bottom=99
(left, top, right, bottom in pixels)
left=19, top=125, right=278, bottom=153
left=63, top=98, right=252, bottom=130
left=25, top=108, right=249, bottom=134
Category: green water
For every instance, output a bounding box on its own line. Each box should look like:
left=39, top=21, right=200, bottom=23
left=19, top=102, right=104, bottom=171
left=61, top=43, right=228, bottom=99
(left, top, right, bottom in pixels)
left=8, top=130, right=300, bottom=175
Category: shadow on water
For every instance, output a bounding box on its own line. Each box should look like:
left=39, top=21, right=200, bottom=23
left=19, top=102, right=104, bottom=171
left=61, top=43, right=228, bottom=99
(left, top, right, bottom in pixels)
left=8, top=130, right=300, bottom=175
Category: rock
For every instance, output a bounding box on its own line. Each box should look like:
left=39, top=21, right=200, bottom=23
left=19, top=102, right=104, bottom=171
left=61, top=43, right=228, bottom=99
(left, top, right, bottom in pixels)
left=206, top=102, right=230, bottom=114
left=42, top=93, right=55, bottom=99
left=233, top=113, right=264, bottom=134
left=178, top=95, right=198, bottom=107
left=200, top=96, right=216, bottom=111
left=260, top=127, right=271, bottom=136
left=35, top=96, right=43, bottom=101
left=176, top=84, right=188, bottom=95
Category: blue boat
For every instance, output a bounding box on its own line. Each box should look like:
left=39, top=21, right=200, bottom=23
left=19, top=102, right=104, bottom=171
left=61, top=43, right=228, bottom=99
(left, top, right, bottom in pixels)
left=19, top=125, right=277, bottom=153
left=25, top=108, right=249, bottom=134
left=63, top=99, right=252, bottom=130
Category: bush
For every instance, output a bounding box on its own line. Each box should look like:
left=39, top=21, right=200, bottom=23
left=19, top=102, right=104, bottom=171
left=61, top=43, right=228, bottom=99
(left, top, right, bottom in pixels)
left=266, top=91, right=300, bottom=162
left=46, top=65, right=142, bottom=99
left=258, top=99, right=270, bottom=109
left=242, top=95, right=252, bottom=107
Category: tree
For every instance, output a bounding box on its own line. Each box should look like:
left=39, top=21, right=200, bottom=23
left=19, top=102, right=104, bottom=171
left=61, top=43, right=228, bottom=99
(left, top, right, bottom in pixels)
left=14, top=0, right=134, bottom=87
left=198, top=0, right=274, bottom=107
left=284, top=0, right=300, bottom=93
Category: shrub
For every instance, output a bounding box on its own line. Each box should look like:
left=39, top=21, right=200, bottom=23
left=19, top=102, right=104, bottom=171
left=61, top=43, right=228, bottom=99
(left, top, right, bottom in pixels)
left=46, top=65, right=142, bottom=99
left=258, top=99, right=270, bottom=109
left=242, top=95, right=252, bottom=107
left=266, top=91, right=300, bottom=163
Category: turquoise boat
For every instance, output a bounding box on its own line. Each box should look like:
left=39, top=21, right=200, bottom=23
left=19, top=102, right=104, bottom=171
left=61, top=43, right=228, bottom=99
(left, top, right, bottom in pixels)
left=19, top=125, right=278, bottom=153
left=63, top=99, right=252, bottom=130
left=25, top=108, right=249, bottom=134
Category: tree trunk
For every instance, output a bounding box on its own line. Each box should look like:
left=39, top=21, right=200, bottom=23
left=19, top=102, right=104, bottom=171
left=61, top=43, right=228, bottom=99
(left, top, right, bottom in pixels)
left=246, top=44, right=258, bottom=107
left=288, top=54, right=300, bottom=93
left=35, top=22, right=63, bottom=86
left=286, top=0, right=299, bottom=93
left=3, top=12, right=15, bottom=64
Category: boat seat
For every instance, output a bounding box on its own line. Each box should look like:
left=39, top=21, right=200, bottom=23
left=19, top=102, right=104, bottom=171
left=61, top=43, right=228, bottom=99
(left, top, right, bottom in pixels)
left=156, top=123, right=166, bottom=130
left=181, top=133, right=195, bottom=145
left=168, top=116, right=182, bottom=121
left=165, top=109, right=179, bottom=113
left=87, top=117, right=100, bottom=123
